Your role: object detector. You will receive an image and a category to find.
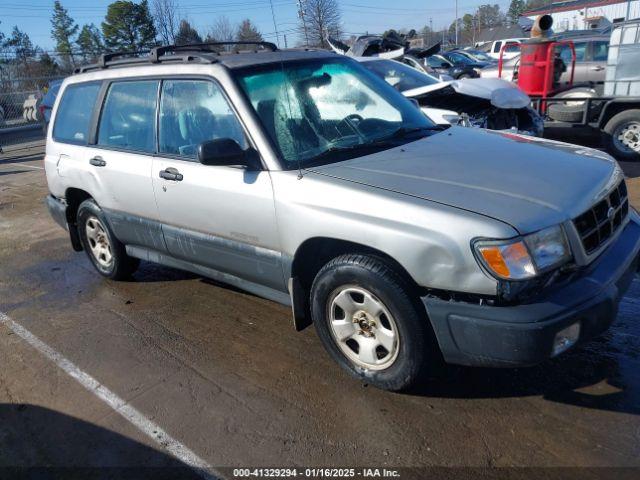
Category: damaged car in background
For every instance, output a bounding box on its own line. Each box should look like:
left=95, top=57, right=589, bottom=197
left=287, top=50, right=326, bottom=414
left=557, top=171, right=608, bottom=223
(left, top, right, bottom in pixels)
left=359, top=57, right=544, bottom=136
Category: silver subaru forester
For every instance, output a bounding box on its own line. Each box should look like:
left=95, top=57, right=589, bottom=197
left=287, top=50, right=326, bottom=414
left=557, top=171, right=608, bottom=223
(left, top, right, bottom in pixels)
left=45, top=44, right=640, bottom=391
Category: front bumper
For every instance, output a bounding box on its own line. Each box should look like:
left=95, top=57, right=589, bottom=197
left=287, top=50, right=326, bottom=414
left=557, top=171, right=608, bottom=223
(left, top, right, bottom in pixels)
left=423, top=219, right=640, bottom=367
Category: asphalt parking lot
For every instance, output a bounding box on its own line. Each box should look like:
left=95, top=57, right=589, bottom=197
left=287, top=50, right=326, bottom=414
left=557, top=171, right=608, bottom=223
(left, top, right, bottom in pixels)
left=1, top=138, right=640, bottom=478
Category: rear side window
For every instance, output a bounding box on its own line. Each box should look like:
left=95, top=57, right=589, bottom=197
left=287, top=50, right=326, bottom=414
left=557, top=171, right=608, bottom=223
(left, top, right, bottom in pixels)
left=505, top=42, right=520, bottom=53
left=98, top=80, right=159, bottom=152
left=592, top=41, right=609, bottom=61
left=52, top=82, right=100, bottom=144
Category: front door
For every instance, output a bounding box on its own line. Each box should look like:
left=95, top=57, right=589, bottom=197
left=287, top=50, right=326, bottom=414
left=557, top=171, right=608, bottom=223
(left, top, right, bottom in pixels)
left=151, top=79, right=284, bottom=291
left=587, top=40, right=609, bottom=84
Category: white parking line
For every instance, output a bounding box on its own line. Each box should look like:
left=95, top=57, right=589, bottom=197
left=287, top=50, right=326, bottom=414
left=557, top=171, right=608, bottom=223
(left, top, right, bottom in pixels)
left=0, top=311, right=219, bottom=480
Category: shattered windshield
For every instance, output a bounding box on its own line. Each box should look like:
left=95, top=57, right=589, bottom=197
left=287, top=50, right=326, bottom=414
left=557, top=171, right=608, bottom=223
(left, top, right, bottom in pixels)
left=361, top=59, right=439, bottom=92
left=235, top=57, right=438, bottom=169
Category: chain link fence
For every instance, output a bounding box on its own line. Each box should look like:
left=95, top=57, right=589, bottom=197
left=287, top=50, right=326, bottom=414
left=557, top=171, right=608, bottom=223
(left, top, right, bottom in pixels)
left=0, top=75, right=65, bottom=150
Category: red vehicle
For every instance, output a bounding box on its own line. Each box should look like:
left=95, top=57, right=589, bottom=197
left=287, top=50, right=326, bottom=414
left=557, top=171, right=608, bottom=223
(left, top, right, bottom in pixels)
left=501, top=15, right=640, bottom=162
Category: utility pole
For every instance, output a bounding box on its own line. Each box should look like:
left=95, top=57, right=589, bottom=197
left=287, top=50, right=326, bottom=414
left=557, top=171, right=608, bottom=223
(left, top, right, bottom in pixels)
left=429, top=17, right=433, bottom=46
left=268, top=0, right=280, bottom=48
left=455, top=0, right=458, bottom=45
left=297, top=0, right=309, bottom=47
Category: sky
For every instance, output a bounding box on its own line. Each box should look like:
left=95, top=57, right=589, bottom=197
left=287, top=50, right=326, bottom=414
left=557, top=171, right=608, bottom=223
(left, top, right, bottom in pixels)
left=0, top=0, right=512, bottom=51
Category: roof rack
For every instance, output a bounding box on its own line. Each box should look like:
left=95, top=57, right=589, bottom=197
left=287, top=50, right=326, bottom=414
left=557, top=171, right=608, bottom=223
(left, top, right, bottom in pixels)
left=74, top=50, right=217, bottom=74
left=74, top=41, right=278, bottom=74
left=150, top=41, right=278, bottom=60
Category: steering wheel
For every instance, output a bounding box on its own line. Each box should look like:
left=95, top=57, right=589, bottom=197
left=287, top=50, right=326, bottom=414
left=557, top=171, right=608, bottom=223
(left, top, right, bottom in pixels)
left=343, top=114, right=364, bottom=125
left=337, top=114, right=366, bottom=143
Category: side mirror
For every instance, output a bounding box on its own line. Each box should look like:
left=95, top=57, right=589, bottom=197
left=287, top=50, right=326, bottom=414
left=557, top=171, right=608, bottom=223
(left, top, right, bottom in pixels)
left=197, top=138, right=260, bottom=169
left=408, top=98, right=420, bottom=109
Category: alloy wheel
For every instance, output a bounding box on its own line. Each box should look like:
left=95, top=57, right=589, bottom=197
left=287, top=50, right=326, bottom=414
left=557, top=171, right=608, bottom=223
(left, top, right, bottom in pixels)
left=85, top=216, right=113, bottom=269
left=327, top=285, right=400, bottom=370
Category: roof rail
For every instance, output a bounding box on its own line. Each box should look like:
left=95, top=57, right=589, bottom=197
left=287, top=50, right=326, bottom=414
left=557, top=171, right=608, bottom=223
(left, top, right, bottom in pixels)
left=74, top=49, right=217, bottom=74
left=73, top=41, right=277, bottom=74
left=150, top=41, right=278, bottom=60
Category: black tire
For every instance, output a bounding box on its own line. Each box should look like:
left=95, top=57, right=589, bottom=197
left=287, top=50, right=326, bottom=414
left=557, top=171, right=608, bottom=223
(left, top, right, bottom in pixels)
left=547, top=103, right=583, bottom=122
left=310, top=254, right=437, bottom=391
left=547, top=87, right=599, bottom=123
left=77, top=199, right=139, bottom=280
left=603, top=109, right=640, bottom=162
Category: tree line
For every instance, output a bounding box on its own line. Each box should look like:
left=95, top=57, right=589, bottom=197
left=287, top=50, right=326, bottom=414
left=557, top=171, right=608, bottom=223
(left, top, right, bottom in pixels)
left=0, top=0, right=342, bottom=78
left=415, top=0, right=547, bottom=47
left=0, top=0, right=271, bottom=77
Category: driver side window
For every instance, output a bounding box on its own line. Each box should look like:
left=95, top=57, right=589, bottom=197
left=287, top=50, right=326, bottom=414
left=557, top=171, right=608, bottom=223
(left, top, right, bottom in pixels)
left=159, top=79, right=247, bottom=159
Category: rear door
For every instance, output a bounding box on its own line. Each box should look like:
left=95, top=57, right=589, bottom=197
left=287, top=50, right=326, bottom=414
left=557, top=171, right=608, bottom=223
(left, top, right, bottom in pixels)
left=89, top=79, right=165, bottom=251
left=151, top=78, right=284, bottom=291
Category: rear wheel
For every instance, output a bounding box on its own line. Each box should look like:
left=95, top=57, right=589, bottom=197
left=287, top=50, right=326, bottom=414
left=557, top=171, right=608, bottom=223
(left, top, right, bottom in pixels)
left=310, top=254, right=436, bottom=391
left=604, top=109, right=640, bottom=162
left=77, top=199, right=139, bottom=279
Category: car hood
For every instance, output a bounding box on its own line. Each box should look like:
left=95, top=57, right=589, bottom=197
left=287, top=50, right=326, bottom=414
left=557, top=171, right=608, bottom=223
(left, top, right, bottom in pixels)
left=403, top=78, right=530, bottom=109
left=308, top=127, right=622, bottom=234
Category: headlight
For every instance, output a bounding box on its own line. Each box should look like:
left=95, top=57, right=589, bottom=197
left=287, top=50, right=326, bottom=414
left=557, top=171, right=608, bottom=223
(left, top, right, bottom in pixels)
left=442, top=114, right=461, bottom=124
left=473, top=225, right=571, bottom=280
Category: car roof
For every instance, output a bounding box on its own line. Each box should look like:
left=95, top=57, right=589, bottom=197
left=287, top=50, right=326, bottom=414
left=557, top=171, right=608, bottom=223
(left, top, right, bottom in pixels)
left=72, top=47, right=339, bottom=77
left=217, top=48, right=338, bottom=69
left=556, top=35, right=610, bottom=42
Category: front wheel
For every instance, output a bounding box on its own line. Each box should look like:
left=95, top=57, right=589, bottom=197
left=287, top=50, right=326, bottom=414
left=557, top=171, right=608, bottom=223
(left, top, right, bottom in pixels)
left=310, top=254, right=436, bottom=391
left=604, top=109, right=640, bottom=162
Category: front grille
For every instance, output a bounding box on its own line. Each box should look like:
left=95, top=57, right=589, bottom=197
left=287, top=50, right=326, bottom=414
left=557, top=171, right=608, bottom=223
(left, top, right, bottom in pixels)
left=573, top=180, right=629, bottom=255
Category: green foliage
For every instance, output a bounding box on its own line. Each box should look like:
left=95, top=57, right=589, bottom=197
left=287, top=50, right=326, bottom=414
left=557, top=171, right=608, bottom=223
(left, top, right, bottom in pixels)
left=476, top=4, right=505, bottom=28
left=4, top=26, right=37, bottom=61
left=508, top=0, right=527, bottom=22
left=51, top=0, right=78, bottom=68
left=37, top=52, right=62, bottom=76
left=102, top=0, right=157, bottom=52
left=525, top=0, right=549, bottom=11
left=175, top=20, right=202, bottom=46
left=236, top=19, right=263, bottom=43
left=77, top=24, right=104, bottom=61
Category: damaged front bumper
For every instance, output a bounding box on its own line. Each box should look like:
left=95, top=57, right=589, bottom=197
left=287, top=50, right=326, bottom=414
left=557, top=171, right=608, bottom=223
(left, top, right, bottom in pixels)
left=422, top=219, right=640, bottom=368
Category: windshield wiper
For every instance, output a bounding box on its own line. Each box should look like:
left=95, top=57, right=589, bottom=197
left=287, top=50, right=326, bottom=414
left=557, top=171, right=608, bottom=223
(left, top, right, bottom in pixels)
left=303, top=125, right=447, bottom=167
left=371, top=124, right=448, bottom=144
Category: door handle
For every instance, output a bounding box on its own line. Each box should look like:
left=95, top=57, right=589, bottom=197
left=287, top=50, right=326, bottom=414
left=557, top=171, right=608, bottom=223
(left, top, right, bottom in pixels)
left=89, top=156, right=106, bottom=167
left=159, top=167, right=183, bottom=181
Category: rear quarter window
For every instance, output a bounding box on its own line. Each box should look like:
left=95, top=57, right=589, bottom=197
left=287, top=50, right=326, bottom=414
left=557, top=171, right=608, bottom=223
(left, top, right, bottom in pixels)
left=52, top=82, right=101, bottom=144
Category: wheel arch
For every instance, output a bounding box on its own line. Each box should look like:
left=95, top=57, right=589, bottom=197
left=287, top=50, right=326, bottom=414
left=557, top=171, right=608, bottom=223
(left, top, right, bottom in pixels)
left=288, top=237, right=422, bottom=331
left=64, top=187, right=94, bottom=251
left=600, top=102, right=640, bottom=131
